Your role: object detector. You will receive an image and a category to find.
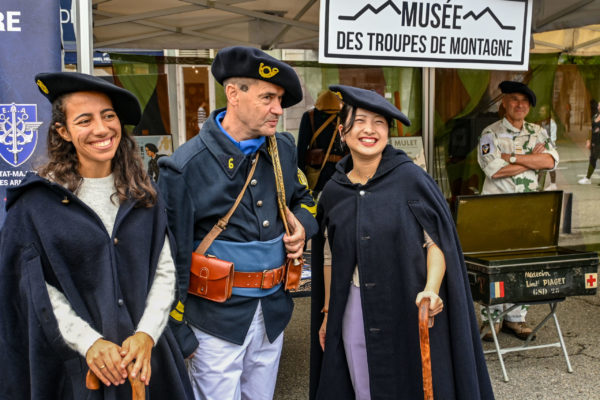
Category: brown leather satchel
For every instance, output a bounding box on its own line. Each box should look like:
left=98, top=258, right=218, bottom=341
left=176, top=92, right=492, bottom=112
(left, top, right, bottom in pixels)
left=284, top=256, right=303, bottom=291
left=187, top=154, right=259, bottom=302
left=305, top=148, right=326, bottom=168
left=189, top=254, right=234, bottom=303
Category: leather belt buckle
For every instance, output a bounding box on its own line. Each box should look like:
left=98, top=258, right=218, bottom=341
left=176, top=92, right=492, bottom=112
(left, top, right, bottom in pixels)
left=274, top=267, right=281, bottom=285
left=260, top=270, right=270, bottom=289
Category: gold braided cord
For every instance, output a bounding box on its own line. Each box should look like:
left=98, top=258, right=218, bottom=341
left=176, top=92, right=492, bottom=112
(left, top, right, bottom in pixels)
left=268, top=135, right=300, bottom=266
left=268, top=136, right=289, bottom=233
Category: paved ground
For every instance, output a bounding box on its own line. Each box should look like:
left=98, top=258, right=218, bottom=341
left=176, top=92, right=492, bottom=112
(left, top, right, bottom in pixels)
left=275, top=291, right=600, bottom=400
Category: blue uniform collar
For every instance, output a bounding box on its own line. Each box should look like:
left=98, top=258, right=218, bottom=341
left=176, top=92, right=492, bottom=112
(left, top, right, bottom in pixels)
left=216, top=110, right=265, bottom=156
left=199, top=108, right=272, bottom=180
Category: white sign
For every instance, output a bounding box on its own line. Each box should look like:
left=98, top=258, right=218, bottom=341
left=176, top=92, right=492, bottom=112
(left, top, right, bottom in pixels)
left=319, top=0, right=533, bottom=70
left=389, top=136, right=426, bottom=171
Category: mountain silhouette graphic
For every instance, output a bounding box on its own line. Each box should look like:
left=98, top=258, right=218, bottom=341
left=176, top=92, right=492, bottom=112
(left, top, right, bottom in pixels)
left=338, top=1, right=517, bottom=32
left=338, top=0, right=400, bottom=21
left=463, top=7, right=515, bottom=30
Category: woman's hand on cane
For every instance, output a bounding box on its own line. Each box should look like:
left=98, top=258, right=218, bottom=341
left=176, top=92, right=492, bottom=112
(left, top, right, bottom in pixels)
left=120, top=332, right=155, bottom=385
left=86, top=339, right=127, bottom=386
left=416, top=291, right=444, bottom=327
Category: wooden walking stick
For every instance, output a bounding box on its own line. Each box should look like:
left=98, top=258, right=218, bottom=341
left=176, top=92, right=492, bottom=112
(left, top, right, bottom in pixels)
left=419, top=298, right=434, bottom=400
left=86, top=366, right=146, bottom=400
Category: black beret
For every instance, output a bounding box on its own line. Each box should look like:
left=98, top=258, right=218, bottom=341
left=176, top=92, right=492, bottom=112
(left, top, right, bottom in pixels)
left=211, top=46, right=302, bottom=108
left=34, top=72, right=142, bottom=125
left=499, top=81, right=536, bottom=107
left=329, top=84, right=411, bottom=126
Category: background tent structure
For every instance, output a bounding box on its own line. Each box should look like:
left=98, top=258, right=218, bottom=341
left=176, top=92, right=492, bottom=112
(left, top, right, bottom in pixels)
left=73, top=0, right=600, bottom=168
left=82, top=0, right=600, bottom=51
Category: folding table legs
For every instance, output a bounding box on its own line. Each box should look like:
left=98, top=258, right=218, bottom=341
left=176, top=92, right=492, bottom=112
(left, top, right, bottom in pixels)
left=481, top=302, right=573, bottom=382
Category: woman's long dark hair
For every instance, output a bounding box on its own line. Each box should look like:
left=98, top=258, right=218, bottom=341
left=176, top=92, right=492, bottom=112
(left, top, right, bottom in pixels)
left=38, top=93, right=157, bottom=207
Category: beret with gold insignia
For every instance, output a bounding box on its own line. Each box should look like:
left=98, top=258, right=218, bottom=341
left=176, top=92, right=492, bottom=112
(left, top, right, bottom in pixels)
left=34, top=72, right=142, bottom=125
left=329, top=84, right=411, bottom=126
left=211, top=46, right=302, bottom=108
left=499, top=81, right=536, bottom=107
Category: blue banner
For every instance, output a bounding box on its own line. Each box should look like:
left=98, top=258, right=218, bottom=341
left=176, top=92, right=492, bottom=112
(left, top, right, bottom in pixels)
left=0, top=0, right=61, bottom=225
left=60, top=0, right=76, bottom=51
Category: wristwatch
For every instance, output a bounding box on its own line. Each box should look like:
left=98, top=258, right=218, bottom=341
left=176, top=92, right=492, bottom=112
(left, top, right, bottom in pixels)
left=509, top=153, right=517, bottom=164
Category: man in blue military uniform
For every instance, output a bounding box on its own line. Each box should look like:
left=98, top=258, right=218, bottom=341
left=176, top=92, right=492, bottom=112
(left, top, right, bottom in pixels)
left=158, top=46, right=318, bottom=400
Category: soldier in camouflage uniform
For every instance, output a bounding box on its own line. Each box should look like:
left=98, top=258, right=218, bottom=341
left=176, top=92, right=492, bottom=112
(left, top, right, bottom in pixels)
left=477, top=81, right=559, bottom=341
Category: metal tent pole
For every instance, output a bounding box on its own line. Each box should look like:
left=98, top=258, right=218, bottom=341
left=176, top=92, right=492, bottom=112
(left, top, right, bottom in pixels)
left=75, top=0, right=94, bottom=74
left=422, top=67, right=435, bottom=173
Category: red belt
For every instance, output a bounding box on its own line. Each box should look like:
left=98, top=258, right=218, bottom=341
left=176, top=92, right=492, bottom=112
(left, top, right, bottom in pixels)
left=233, top=264, right=286, bottom=289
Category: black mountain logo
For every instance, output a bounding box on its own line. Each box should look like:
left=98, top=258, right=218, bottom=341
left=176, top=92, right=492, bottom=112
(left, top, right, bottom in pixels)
left=463, top=7, right=516, bottom=30
left=338, top=0, right=400, bottom=21
left=338, top=1, right=516, bottom=31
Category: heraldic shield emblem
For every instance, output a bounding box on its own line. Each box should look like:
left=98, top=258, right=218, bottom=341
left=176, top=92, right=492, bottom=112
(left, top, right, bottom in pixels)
left=0, top=103, right=42, bottom=167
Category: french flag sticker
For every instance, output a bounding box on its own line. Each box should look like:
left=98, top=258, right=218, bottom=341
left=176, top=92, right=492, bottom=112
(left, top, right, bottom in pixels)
left=490, top=281, right=505, bottom=299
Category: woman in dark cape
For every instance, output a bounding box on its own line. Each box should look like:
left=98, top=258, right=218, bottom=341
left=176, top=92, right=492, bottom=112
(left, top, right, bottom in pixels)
left=309, top=85, right=494, bottom=399
left=0, top=72, right=193, bottom=399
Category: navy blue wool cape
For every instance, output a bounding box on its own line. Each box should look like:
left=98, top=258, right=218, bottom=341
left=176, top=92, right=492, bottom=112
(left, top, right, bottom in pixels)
left=0, top=174, right=193, bottom=400
left=310, top=146, right=494, bottom=400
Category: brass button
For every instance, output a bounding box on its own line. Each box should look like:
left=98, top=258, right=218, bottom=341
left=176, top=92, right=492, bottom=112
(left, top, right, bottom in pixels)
left=250, top=179, right=258, bottom=186
left=61, top=196, right=70, bottom=204
left=117, top=298, right=124, bottom=306
left=113, top=237, right=119, bottom=245
left=257, top=200, right=263, bottom=207
left=262, top=220, right=270, bottom=228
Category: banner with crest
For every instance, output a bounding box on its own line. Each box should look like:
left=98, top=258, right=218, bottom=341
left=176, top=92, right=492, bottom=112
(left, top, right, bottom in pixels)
left=0, top=0, right=61, bottom=225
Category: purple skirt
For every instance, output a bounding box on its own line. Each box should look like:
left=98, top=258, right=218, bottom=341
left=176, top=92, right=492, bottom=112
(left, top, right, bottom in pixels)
left=342, top=284, right=372, bottom=400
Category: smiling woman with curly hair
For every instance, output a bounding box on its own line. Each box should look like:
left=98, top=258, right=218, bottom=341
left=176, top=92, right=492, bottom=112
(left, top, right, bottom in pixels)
left=0, top=72, right=193, bottom=400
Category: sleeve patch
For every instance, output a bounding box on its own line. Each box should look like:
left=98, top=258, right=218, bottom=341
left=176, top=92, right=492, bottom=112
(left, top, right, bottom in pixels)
left=480, top=134, right=495, bottom=156
left=297, top=168, right=309, bottom=187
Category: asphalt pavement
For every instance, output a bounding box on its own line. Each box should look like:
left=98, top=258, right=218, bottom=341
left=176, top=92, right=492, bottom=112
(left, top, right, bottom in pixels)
left=275, top=291, right=600, bottom=400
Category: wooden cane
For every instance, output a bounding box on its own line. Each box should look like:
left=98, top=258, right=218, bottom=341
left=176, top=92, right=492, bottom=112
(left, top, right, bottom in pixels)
left=419, top=298, right=434, bottom=400
left=86, top=366, right=146, bottom=400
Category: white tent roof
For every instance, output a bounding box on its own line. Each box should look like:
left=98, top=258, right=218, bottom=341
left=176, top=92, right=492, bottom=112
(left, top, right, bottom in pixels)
left=93, top=0, right=319, bottom=50
left=533, top=24, right=600, bottom=55
left=90, top=0, right=600, bottom=52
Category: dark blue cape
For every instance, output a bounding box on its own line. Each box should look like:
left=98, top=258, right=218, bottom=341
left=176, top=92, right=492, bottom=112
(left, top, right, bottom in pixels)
left=310, top=146, right=494, bottom=399
left=0, top=174, right=193, bottom=400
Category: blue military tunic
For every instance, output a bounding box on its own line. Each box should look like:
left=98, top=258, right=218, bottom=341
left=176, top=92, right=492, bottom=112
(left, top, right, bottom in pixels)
left=159, top=108, right=318, bottom=346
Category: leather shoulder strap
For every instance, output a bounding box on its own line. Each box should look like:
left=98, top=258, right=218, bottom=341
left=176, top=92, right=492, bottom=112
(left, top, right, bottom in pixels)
left=194, top=153, right=259, bottom=254
left=309, top=112, right=338, bottom=148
